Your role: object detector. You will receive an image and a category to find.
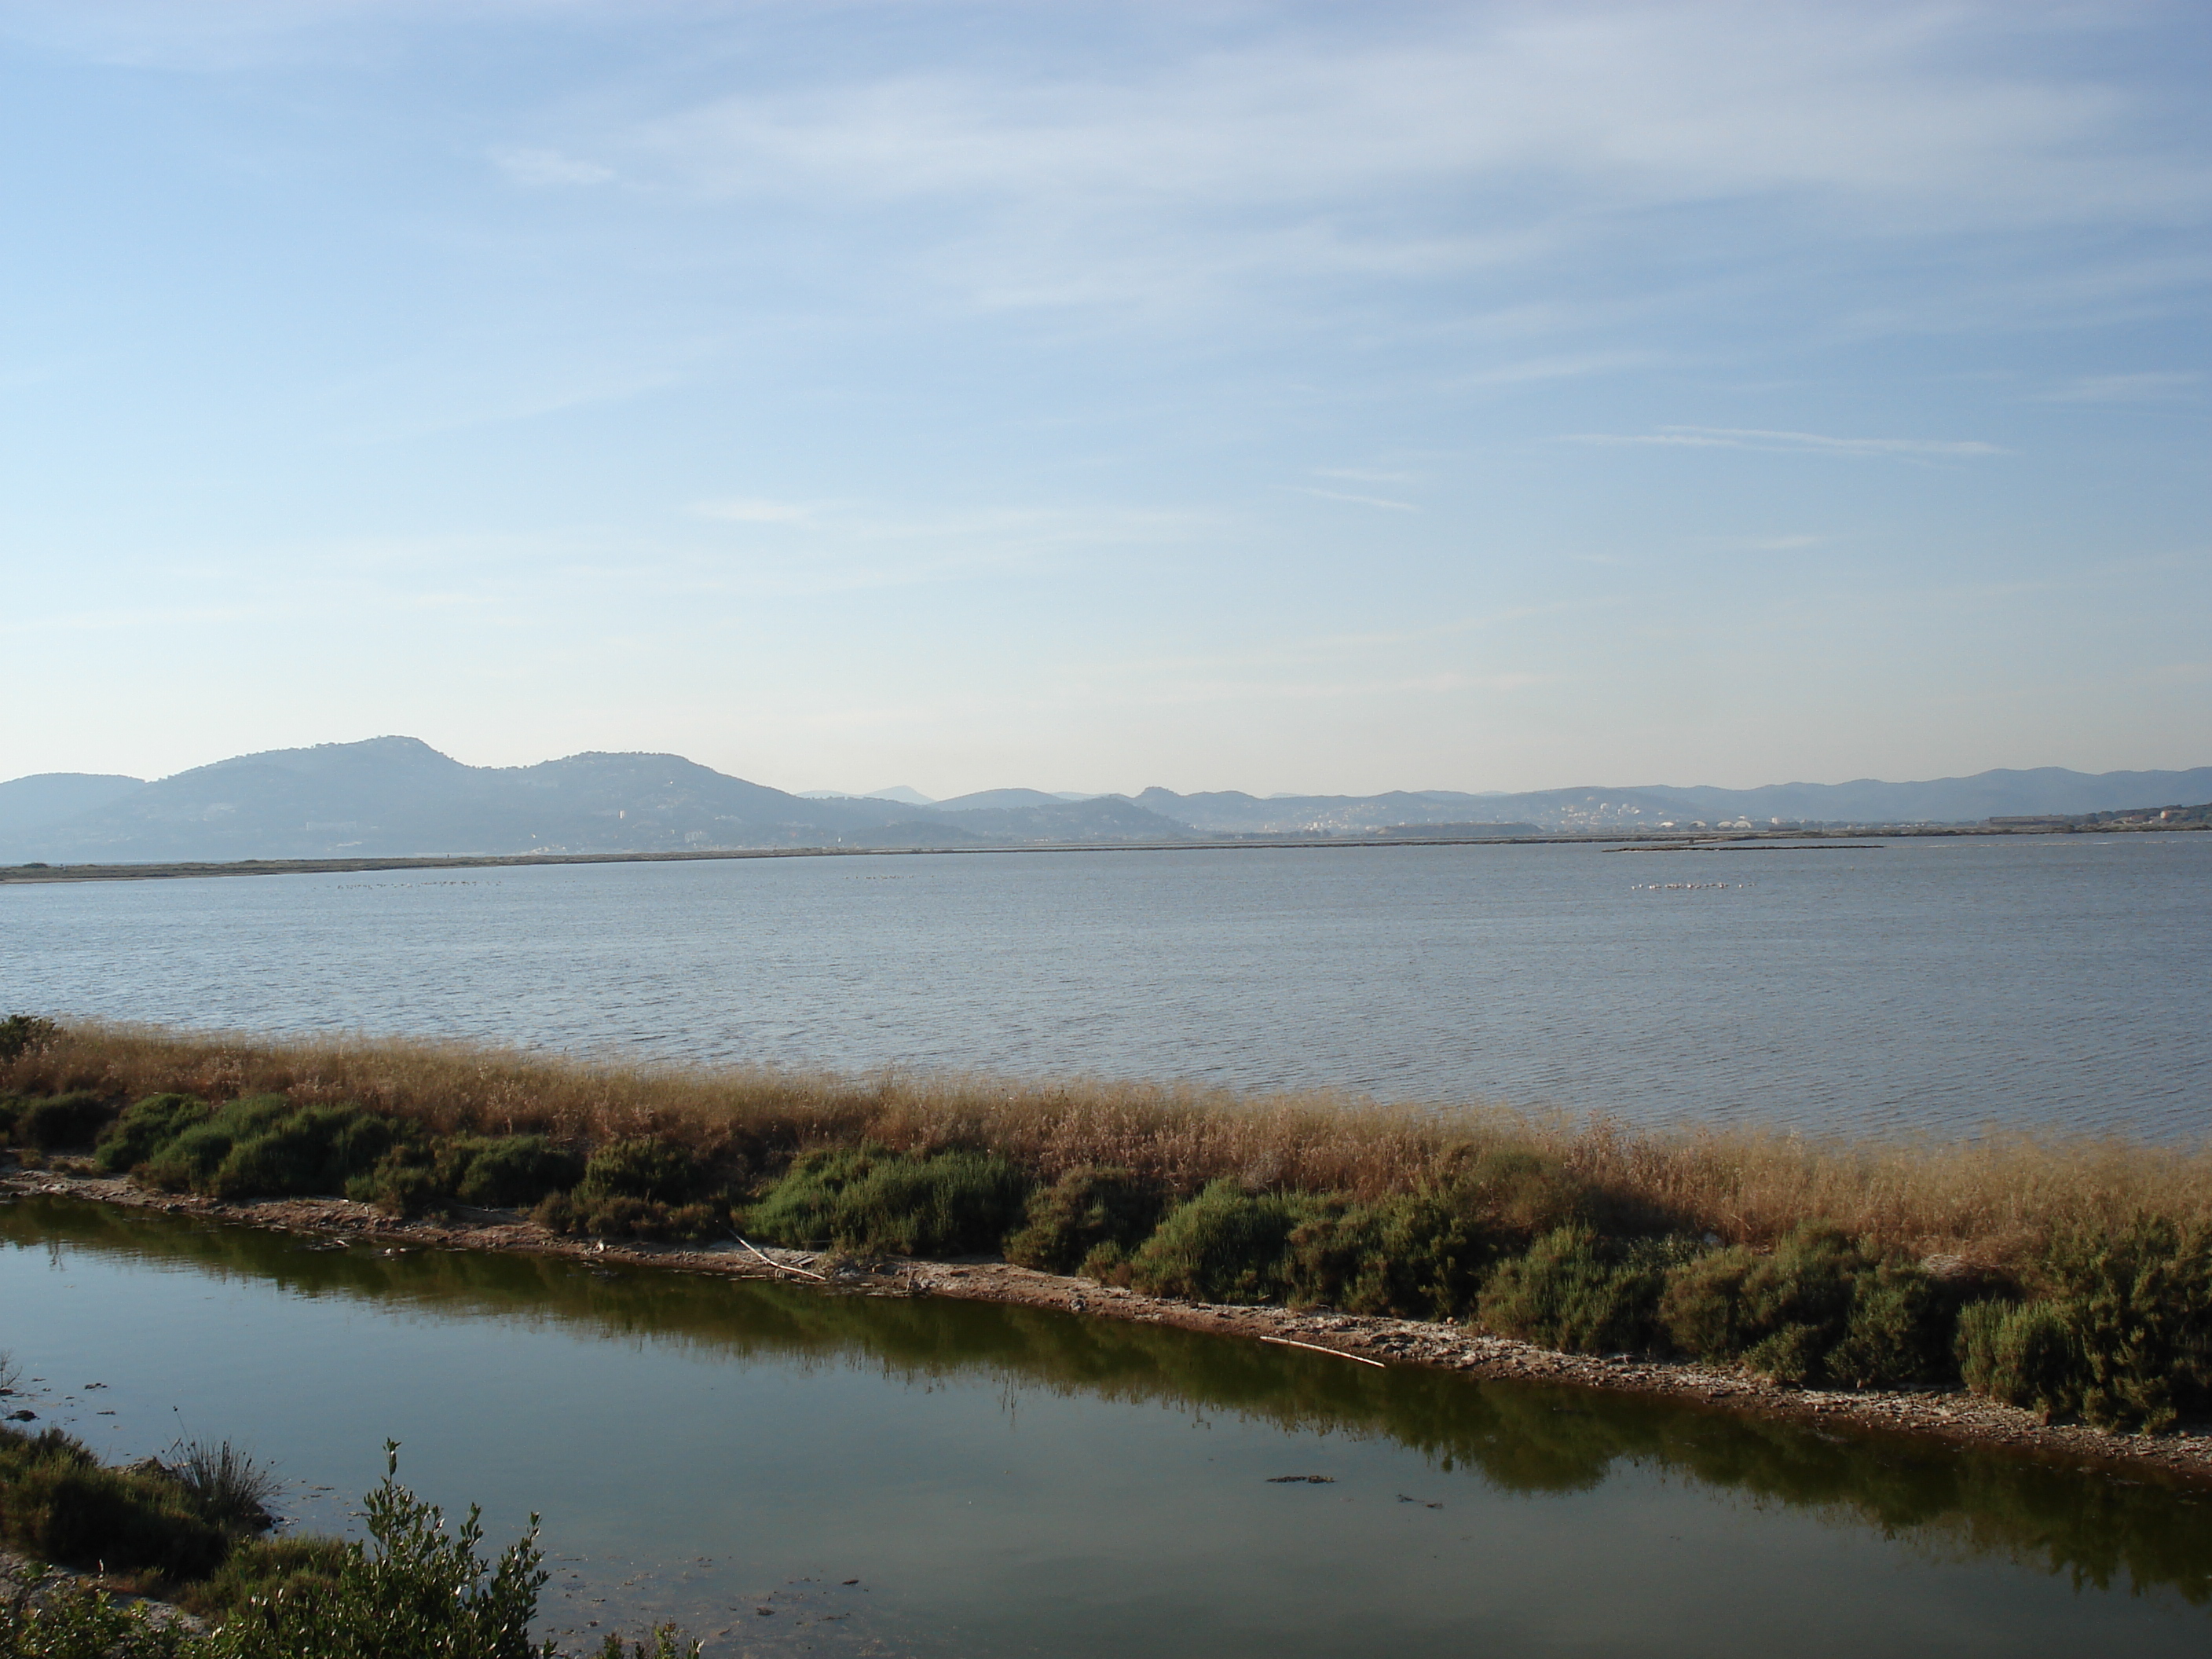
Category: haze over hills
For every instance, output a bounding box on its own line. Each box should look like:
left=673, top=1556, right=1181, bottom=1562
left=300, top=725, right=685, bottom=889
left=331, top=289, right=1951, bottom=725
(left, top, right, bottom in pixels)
left=1, top=738, right=2207, bottom=863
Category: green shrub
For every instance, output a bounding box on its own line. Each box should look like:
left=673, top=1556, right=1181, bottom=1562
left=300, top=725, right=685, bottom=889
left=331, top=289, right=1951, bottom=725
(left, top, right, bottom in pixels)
left=95, top=1094, right=213, bottom=1174
left=1283, top=1189, right=1500, bottom=1319
left=200, top=1444, right=555, bottom=1659
left=14, top=1093, right=117, bottom=1152
left=1004, top=1166, right=1168, bottom=1273
left=178, top=1534, right=348, bottom=1621
left=1661, top=1225, right=1851, bottom=1361
left=578, top=1138, right=710, bottom=1206
left=0, top=1013, right=60, bottom=1064
left=1955, top=1217, right=2212, bottom=1431
left=1654, top=1224, right=1947, bottom=1386
left=532, top=1192, right=724, bottom=1243
left=0, top=1579, right=199, bottom=1657
left=137, top=1097, right=405, bottom=1202
left=0, top=1439, right=696, bottom=1658
left=745, top=1144, right=1031, bottom=1257
left=208, top=1104, right=399, bottom=1201
left=440, top=1136, right=584, bottom=1209
left=141, top=1097, right=295, bottom=1192
left=1824, top=1260, right=1962, bottom=1389
left=0, top=1426, right=229, bottom=1581
left=1111, top=1180, right=1312, bottom=1303
left=1957, top=1299, right=2081, bottom=1422
left=1477, top=1226, right=1668, bottom=1353
left=346, top=1148, right=448, bottom=1218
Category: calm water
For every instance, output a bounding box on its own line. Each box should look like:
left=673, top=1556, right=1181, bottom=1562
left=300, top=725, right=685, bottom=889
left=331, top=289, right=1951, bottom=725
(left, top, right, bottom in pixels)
left=3, top=1195, right=2207, bottom=1657
left=3, top=835, right=2207, bottom=1138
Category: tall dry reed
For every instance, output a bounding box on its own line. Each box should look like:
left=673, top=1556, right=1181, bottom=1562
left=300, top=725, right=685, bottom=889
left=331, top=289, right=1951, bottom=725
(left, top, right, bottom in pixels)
left=7, top=1020, right=2208, bottom=1266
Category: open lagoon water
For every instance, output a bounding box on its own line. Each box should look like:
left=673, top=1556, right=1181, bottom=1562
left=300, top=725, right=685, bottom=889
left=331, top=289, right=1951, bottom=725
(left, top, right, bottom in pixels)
left=3, top=833, right=2207, bottom=1139
left=3, top=1194, right=2209, bottom=1657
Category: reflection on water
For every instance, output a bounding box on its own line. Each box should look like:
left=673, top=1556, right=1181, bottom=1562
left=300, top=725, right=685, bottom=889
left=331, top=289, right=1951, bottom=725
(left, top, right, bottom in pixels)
left=4, top=1196, right=2208, bottom=1656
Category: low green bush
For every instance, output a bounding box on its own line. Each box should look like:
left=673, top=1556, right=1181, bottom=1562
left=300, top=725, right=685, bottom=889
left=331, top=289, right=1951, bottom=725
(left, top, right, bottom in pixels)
left=0, top=1426, right=230, bottom=1582
left=346, top=1148, right=448, bottom=1218
left=1655, top=1224, right=1957, bottom=1388
left=0, top=1580, right=199, bottom=1657
left=0, top=1438, right=700, bottom=1658
left=1284, top=1189, right=1500, bottom=1319
left=177, top=1534, right=348, bottom=1621
left=139, top=1097, right=405, bottom=1202
left=94, top=1093, right=213, bottom=1174
left=207, top=1445, right=556, bottom=1659
left=578, top=1137, right=712, bottom=1206
left=13, top=1092, right=118, bottom=1152
left=1477, top=1226, right=1669, bottom=1353
left=1823, top=1260, right=1963, bottom=1389
left=441, top=1135, right=584, bottom=1209
left=1004, top=1166, right=1168, bottom=1273
left=1957, top=1299, right=2080, bottom=1422
left=533, top=1191, right=725, bottom=1243
left=141, top=1097, right=298, bottom=1192
left=1111, top=1180, right=1313, bottom=1303
left=207, top=1105, right=399, bottom=1202
left=1955, top=1216, right=2212, bottom=1430
left=93, top=1097, right=213, bottom=1177
left=746, top=1144, right=1032, bottom=1257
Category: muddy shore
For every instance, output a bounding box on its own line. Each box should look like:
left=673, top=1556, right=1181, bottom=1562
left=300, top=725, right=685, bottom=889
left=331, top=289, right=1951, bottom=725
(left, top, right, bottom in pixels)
left=11, top=1167, right=2210, bottom=1492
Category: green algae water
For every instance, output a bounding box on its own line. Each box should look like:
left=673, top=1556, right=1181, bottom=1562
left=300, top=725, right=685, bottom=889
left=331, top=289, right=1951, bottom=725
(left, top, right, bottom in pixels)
left=5, top=1196, right=2208, bottom=1657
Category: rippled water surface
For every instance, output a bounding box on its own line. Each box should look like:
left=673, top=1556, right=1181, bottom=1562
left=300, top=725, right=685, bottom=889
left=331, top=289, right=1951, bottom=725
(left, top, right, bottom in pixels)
left=5, top=1196, right=2210, bottom=1657
left=4, top=835, right=2207, bottom=1137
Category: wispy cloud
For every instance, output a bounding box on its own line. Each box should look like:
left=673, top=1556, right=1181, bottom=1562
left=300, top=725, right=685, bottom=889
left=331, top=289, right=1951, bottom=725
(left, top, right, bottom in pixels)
left=2034, top=371, right=2203, bottom=403
left=1292, top=486, right=1418, bottom=511
left=488, top=145, right=614, bottom=189
left=692, top=497, right=815, bottom=526
left=1566, top=426, right=2005, bottom=459
left=598, top=2, right=2209, bottom=333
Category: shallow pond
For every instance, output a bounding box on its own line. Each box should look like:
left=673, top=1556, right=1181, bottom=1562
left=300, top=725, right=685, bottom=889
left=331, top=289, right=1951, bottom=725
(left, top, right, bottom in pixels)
left=4, top=1195, right=2208, bottom=1656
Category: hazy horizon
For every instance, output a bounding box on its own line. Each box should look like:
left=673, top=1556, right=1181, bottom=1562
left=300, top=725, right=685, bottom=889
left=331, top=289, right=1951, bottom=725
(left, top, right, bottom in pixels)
left=3, top=2, right=2205, bottom=796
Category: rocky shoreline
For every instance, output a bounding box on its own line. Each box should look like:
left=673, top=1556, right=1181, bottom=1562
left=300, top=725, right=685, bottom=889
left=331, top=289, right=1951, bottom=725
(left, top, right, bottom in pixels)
left=12, top=1168, right=2211, bottom=1492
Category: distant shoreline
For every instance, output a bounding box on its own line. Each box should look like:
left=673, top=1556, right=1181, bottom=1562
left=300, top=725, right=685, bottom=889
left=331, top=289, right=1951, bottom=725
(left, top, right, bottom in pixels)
left=2, top=822, right=2200, bottom=885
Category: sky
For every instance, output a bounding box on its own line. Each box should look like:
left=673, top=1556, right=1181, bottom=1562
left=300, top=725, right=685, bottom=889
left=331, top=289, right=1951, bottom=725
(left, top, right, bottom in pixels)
left=1, top=1, right=2206, bottom=798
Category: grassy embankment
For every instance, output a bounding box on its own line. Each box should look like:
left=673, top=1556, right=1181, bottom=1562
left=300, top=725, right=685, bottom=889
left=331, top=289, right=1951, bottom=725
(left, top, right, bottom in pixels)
left=5, top=1016, right=2210, bottom=1434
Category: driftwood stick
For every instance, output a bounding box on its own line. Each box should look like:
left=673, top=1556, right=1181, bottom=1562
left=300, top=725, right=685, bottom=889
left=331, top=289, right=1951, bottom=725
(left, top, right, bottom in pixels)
left=733, top=1235, right=828, bottom=1281
left=1259, top=1335, right=1387, bottom=1369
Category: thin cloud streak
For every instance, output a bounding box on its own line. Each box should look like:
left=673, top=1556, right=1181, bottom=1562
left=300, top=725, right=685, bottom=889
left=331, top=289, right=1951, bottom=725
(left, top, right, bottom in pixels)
left=1566, top=426, right=2005, bottom=459
left=1292, top=486, right=1419, bottom=511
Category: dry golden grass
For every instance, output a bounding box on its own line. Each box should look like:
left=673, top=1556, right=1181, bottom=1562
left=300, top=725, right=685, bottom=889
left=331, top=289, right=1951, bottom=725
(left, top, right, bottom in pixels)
left=8, top=1020, right=2209, bottom=1266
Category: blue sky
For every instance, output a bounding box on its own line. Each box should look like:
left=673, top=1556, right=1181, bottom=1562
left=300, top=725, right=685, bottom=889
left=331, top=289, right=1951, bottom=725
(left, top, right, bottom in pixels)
left=2, top=1, right=2205, bottom=797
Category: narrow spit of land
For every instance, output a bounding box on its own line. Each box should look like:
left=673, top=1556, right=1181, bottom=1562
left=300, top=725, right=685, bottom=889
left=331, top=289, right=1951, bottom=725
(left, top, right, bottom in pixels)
left=6, top=1169, right=2209, bottom=1492
left=2, top=819, right=2197, bottom=884
left=6, top=1020, right=2210, bottom=1490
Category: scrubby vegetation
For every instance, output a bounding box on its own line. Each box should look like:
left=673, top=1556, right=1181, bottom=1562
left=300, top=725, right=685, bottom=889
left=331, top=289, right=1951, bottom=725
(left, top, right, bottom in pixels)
left=6, top=1017, right=2212, bottom=1431
left=746, top=1144, right=1031, bottom=1256
left=0, top=1438, right=698, bottom=1658
left=0, top=1426, right=236, bottom=1584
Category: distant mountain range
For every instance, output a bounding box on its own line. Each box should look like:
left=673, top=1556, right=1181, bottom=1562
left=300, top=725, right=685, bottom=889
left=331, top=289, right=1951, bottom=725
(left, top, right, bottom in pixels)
left=1, top=738, right=2207, bottom=863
